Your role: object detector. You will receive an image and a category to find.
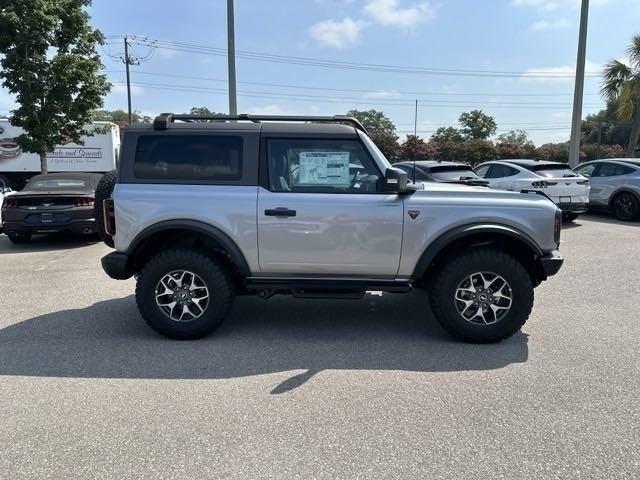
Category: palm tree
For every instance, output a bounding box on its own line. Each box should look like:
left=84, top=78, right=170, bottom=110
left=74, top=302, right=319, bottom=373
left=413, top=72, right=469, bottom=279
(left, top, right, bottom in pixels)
left=602, top=34, right=640, bottom=156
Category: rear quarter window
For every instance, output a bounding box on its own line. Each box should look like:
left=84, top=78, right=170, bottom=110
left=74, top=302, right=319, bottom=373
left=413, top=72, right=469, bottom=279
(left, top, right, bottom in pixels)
left=133, top=135, right=243, bottom=181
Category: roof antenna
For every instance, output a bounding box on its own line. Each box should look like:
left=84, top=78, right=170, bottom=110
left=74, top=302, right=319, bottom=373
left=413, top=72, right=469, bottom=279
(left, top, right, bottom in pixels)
left=413, top=99, right=417, bottom=184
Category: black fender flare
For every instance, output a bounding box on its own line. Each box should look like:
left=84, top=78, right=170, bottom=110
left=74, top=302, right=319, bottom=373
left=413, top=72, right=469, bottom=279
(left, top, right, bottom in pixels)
left=608, top=188, right=640, bottom=208
left=127, top=219, right=251, bottom=276
left=412, top=223, right=543, bottom=279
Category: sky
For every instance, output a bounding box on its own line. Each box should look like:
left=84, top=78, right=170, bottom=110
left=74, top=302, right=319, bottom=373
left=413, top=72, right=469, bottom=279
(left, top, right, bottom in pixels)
left=3, top=0, right=640, bottom=145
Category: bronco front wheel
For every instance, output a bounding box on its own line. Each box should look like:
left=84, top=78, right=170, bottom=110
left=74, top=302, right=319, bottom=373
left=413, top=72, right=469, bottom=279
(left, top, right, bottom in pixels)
left=135, top=249, right=234, bottom=339
left=429, top=247, right=534, bottom=343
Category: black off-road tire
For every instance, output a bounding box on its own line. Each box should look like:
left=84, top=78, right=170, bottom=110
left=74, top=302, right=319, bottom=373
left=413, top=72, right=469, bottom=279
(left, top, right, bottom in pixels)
left=563, top=212, right=580, bottom=222
left=94, top=170, right=117, bottom=248
left=429, top=247, right=534, bottom=343
left=7, top=232, right=32, bottom=244
left=135, top=249, right=235, bottom=339
left=611, top=192, right=639, bottom=221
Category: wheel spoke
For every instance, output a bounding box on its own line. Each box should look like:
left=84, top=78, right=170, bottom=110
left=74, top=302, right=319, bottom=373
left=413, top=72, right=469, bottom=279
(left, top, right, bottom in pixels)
left=454, top=271, right=513, bottom=325
left=155, top=270, right=210, bottom=322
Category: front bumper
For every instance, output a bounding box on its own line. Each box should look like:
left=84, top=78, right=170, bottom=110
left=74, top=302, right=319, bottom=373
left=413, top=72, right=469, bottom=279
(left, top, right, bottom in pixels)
left=101, top=251, right=134, bottom=280
left=539, top=250, right=563, bottom=277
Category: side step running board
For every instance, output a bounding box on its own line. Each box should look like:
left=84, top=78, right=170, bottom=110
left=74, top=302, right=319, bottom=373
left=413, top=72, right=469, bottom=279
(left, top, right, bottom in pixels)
left=245, top=278, right=411, bottom=299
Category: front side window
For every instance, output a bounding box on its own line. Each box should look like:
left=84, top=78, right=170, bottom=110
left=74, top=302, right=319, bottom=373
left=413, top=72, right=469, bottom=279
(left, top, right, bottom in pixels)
left=575, top=163, right=597, bottom=177
left=134, top=135, right=242, bottom=181
left=266, top=139, right=381, bottom=193
left=474, top=165, right=490, bottom=178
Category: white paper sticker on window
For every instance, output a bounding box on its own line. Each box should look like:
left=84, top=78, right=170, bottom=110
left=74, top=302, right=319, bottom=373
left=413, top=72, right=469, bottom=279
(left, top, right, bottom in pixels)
left=297, top=151, right=350, bottom=186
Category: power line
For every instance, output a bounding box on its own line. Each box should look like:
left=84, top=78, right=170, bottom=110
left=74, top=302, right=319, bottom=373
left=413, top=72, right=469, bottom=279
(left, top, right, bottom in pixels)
left=103, top=69, right=601, bottom=98
left=106, top=35, right=602, bottom=79
left=110, top=80, right=603, bottom=109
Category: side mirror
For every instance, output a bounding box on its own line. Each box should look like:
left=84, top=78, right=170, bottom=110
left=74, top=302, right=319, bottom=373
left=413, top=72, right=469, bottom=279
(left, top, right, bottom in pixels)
left=383, top=167, right=409, bottom=193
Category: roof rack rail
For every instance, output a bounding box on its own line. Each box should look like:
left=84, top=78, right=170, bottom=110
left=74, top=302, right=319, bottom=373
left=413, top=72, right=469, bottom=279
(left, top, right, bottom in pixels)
left=152, top=113, right=368, bottom=133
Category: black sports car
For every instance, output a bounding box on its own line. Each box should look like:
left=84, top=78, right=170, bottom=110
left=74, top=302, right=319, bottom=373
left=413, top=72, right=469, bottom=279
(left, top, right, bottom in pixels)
left=394, top=160, right=489, bottom=187
left=1, top=172, right=103, bottom=244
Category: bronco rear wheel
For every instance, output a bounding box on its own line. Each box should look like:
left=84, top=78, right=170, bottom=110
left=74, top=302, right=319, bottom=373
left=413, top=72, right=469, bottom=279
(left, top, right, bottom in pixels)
left=429, top=247, right=533, bottom=343
left=135, top=249, right=234, bottom=339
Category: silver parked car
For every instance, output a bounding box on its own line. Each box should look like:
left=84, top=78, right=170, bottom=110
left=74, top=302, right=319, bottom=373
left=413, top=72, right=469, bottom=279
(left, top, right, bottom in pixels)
left=97, top=113, right=564, bottom=343
left=573, top=159, right=640, bottom=221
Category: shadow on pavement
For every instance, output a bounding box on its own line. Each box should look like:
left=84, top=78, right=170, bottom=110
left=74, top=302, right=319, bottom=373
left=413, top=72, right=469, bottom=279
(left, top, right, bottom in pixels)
left=581, top=212, right=640, bottom=227
left=0, top=292, right=529, bottom=393
left=0, top=231, right=100, bottom=253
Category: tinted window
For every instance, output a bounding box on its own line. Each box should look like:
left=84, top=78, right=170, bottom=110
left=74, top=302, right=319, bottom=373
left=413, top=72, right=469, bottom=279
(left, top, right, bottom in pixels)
left=266, top=139, right=380, bottom=193
left=487, top=164, right=518, bottom=178
left=525, top=163, right=577, bottom=178
left=134, top=135, right=242, bottom=181
left=397, top=165, right=431, bottom=181
left=474, top=165, right=490, bottom=178
left=574, top=163, right=597, bottom=177
left=595, top=163, right=634, bottom=177
left=427, top=165, right=483, bottom=181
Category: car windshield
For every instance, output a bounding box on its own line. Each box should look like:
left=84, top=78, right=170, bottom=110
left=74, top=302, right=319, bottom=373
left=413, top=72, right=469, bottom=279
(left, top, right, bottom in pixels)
left=427, top=165, right=483, bottom=181
left=359, top=131, right=392, bottom=170
left=30, top=179, right=87, bottom=189
left=524, top=164, right=579, bottom=178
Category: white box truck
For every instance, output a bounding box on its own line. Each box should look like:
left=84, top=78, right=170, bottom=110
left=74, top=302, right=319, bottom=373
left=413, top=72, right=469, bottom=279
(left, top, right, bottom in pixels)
left=0, top=120, right=120, bottom=190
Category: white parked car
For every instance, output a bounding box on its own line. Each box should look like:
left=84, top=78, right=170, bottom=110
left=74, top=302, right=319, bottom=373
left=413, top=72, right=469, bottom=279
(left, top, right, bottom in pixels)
left=474, top=159, right=590, bottom=221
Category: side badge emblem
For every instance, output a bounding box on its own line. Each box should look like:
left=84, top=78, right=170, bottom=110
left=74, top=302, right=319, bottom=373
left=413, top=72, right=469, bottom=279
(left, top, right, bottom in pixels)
left=408, top=210, right=420, bottom=220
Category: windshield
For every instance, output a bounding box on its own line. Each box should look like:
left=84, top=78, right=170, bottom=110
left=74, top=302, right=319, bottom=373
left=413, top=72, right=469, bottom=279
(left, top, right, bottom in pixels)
left=359, top=131, right=392, bottom=171
left=30, top=179, right=87, bottom=189
left=427, top=165, right=483, bottom=181
left=525, top=164, right=579, bottom=178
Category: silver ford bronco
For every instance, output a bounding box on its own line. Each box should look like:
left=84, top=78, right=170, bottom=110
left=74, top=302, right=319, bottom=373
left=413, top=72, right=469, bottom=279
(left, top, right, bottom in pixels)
left=98, top=114, right=563, bottom=343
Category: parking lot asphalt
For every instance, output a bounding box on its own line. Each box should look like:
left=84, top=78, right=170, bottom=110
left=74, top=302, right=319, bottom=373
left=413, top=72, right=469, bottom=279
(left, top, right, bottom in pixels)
left=0, top=214, right=639, bottom=480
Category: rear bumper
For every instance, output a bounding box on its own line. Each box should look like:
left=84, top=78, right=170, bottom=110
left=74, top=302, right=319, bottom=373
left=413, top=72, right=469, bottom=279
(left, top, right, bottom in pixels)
left=557, top=203, right=588, bottom=214
left=539, top=250, right=564, bottom=277
left=101, top=251, right=134, bottom=280
left=2, top=218, right=95, bottom=235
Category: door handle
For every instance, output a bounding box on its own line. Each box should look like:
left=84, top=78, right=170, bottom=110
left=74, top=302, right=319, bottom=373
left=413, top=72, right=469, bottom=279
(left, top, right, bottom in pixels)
left=265, top=207, right=296, bottom=217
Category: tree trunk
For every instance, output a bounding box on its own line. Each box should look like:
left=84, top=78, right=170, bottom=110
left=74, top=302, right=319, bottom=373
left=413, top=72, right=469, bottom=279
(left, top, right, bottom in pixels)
left=627, top=105, right=640, bottom=157
left=39, top=152, right=48, bottom=174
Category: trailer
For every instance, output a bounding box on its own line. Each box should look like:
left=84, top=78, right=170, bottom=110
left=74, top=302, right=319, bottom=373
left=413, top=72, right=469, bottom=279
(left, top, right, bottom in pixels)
left=0, top=120, right=120, bottom=190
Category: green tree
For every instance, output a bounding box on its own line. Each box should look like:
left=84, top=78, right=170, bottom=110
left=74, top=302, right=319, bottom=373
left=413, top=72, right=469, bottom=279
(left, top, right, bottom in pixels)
left=370, top=130, right=400, bottom=161
left=92, top=109, right=151, bottom=123
left=601, top=34, right=640, bottom=155
left=458, top=110, right=497, bottom=140
left=430, top=126, right=463, bottom=145
left=582, top=102, right=632, bottom=148
left=0, top=0, right=110, bottom=173
left=347, top=109, right=395, bottom=133
left=456, top=139, right=498, bottom=166
left=536, top=143, right=570, bottom=163
left=497, top=130, right=534, bottom=148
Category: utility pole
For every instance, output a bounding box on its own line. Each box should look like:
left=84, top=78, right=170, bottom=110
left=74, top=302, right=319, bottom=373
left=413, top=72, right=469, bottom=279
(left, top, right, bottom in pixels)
left=124, top=36, right=132, bottom=124
left=227, top=0, right=238, bottom=115
left=414, top=99, right=418, bottom=137
left=568, top=0, right=589, bottom=168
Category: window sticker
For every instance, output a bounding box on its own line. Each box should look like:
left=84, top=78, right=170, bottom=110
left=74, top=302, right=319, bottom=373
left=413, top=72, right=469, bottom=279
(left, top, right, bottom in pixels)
left=297, top=151, right=350, bottom=186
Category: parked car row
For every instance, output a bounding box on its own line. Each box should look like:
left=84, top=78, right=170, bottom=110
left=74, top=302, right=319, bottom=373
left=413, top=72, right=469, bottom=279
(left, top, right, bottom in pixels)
left=395, top=157, right=640, bottom=222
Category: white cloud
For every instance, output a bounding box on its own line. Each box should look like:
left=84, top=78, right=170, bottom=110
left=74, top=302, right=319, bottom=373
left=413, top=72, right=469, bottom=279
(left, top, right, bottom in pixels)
left=247, top=104, right=310, bottom=115
left=512, top=0, right=613, bottom=11
left=531, top=18, right=570, bottom=31
left=111, top=84, right=144, bottom=94
left=364, top=90, right=401, bottom=99
left=309, top=17, right=367, bottom=48
left=520, top=60, right=602, bottom=83
left=363, top=0, right=436, bottom=28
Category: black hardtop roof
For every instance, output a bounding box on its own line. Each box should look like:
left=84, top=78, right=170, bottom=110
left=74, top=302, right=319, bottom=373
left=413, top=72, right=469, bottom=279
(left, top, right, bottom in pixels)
left=141, top=113, right=366, bottom=135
